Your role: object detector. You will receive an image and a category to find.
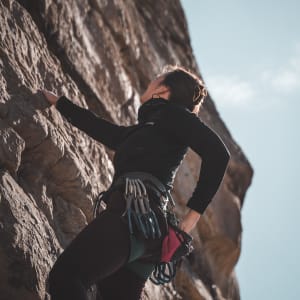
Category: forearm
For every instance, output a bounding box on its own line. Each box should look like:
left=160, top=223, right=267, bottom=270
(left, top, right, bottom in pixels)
left=186, top=150, right=230, bottom=214
left=186, top=127, right=231, bottom=214
left=55, top=96, right=127, bottom=150
left=179, top=208, right=202, bottom=233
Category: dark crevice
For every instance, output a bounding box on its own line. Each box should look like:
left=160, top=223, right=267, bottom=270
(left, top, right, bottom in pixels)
left=15, top=0, right=114, bottom=122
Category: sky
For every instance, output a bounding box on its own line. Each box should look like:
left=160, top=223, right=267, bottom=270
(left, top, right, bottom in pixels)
left=181, top=1, right=300, bottom=299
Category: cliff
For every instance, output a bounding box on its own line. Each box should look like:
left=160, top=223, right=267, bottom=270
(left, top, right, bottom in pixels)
left=0, top=0, right=253, bottom=299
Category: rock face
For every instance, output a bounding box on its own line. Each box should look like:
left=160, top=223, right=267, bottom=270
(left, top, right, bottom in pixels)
left=0, top=1, right=253, bottom=299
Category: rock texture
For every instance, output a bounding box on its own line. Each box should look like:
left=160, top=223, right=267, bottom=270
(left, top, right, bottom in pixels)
left=0, top=0, right=253, bottom=299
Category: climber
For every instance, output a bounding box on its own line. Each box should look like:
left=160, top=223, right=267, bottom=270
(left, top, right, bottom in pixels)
left=41, top=64, right=230, bottom=300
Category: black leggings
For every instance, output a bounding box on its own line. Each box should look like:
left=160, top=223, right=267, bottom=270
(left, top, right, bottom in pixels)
left=48, top=189, right=167, bottom=300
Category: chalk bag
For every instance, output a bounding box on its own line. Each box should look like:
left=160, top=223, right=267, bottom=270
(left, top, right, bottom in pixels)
left=149, top=213, right=194, bottom=285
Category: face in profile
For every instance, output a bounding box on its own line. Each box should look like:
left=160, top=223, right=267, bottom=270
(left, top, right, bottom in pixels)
left=140, top=75, right=170, bottom=104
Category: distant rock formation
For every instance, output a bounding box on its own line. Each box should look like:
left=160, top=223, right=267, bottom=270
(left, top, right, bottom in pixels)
left=0, top=1, right=253, bottom=299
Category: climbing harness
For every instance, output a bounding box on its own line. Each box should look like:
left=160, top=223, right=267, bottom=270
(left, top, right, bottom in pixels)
left=92, top=171, right=194, bottom=285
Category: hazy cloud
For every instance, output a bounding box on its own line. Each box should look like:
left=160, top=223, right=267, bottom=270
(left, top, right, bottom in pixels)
left=205, top=75, right=255, bottom=107
left=204, top=43, right=300, bottom=110
left=260, top=45, right=300, bottom=92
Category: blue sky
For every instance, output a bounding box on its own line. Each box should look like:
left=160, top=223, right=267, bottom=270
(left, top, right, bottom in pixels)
left=181, top=1, right=300, bottom=299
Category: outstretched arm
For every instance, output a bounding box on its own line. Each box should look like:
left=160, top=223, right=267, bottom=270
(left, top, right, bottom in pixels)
left=41, top=89, right=132, bottom=151
left=156, top=104, right=230, bottom=232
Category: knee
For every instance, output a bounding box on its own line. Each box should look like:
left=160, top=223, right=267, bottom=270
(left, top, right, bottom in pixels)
left=47, top=261, right=88, bottom=299
left=48, top=261, right=66, bottom=292
left=48, top=258, right=77, bottom=292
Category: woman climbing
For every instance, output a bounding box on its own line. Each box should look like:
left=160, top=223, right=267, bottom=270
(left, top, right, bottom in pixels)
left=42, top=65, right=230, bottom=300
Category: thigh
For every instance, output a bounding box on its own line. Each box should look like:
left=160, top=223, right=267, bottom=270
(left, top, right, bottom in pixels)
left=51, top=209, right=131, bottom=289
left=96, top=265, right=147, bottom=300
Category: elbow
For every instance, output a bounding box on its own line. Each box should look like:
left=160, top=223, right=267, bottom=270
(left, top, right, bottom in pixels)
left=195, top=135, right=231, bottom=170
left=213, top=141, right=231, bottom=171
left=220, top=144, right=230, bottom=170
left=210, top=134, right=231, bottom=168
left=223, top=146, right=231, bottom=165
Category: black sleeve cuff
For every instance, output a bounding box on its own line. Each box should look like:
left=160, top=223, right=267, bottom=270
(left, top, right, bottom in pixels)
left=55, top=95, right=71, bottom=110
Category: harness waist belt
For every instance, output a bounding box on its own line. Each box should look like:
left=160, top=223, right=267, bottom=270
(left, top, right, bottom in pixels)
left=93, top=171, right=175, bottom=239
left=112, top=171, right=171, bottom=202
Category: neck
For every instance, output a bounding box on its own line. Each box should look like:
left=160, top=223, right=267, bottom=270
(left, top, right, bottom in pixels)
left=138, top=97, right=169, bottom=123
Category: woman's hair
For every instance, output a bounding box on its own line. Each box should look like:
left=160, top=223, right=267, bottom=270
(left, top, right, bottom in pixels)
left=157, top=64, right=208, bottom=113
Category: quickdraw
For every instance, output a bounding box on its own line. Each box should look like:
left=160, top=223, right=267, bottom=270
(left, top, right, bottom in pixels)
left=121, top=177, right=162, bottom=239
left=93, top=190, right=108, bottom=219
left=149, top=260, right=179, bottom=285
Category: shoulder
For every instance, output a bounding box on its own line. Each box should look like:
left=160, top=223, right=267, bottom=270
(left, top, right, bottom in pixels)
left=154, top=103, right=209, bottom=146
left=159, top=102, right=204, bottom=126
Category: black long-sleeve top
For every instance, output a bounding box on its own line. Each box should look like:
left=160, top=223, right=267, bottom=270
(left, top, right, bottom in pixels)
left=55, top=95, right=230, bottom=215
